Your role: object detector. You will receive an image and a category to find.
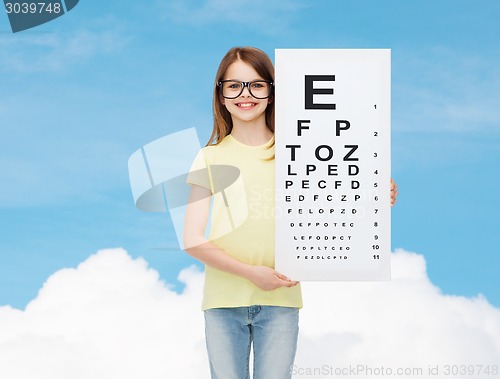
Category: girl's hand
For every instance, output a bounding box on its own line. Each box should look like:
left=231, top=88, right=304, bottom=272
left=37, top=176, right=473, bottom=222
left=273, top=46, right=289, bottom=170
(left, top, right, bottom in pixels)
left=390, top=178, right=398, bottom=207
left=247, top=266, right=299, bottom=291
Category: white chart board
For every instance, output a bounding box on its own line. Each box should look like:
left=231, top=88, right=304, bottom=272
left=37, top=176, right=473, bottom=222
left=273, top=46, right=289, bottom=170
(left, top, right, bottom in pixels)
left=275, top=49, right=391, bottom=281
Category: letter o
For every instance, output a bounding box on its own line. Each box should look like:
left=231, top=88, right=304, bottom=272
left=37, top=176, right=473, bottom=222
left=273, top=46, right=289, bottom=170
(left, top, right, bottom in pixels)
left=315, top=145, right=334, bottom=161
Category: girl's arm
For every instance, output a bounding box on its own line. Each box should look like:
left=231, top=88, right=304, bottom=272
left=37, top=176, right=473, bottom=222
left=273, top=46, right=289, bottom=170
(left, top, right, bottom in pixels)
left=183, top=184, right=298, bottom=291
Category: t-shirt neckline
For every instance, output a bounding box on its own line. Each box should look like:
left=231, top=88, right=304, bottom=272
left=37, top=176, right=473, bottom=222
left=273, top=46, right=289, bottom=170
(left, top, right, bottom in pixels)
left=228, top=134, right=274, bottom=149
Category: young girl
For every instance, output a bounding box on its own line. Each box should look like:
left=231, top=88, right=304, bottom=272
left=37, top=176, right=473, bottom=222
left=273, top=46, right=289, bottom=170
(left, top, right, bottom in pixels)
left=183, top=46, right=398, bottom=379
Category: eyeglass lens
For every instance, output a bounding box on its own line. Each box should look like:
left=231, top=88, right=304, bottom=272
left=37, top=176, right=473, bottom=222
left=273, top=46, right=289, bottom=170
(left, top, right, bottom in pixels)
left=221, top=81, right=271, bottom=99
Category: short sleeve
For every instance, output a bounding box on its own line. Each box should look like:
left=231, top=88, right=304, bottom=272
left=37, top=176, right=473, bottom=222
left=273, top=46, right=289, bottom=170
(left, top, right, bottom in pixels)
left=186, top=149, right=213, bottom=192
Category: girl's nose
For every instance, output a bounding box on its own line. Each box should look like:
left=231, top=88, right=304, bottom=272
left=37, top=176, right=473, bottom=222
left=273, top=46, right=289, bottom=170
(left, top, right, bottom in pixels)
left=240, top=85, right=251, bottom=97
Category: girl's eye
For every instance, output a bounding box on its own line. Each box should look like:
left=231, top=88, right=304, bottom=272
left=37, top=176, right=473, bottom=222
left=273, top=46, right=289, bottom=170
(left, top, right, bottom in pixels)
left=251, top=82, right=268, bottom=90
left=225, top=82, right=242, bottom=90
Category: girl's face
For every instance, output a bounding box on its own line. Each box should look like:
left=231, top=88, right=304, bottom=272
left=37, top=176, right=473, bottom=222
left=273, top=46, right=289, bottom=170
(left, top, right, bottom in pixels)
left=222, top=60, right=269, bottom=127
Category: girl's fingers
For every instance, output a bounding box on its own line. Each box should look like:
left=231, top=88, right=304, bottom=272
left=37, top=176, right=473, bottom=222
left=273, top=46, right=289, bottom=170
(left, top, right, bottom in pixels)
left=274, top=271, right=290, bottom=281
left=390, top=178, right=398, bottom=207
left=390, top=178, right=397, bottom=190
left=274, top=271, right=299, bottom=287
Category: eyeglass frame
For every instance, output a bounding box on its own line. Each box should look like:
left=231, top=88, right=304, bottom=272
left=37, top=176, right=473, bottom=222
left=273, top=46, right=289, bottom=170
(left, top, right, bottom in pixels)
left=217, top=80, right=274, bottom=99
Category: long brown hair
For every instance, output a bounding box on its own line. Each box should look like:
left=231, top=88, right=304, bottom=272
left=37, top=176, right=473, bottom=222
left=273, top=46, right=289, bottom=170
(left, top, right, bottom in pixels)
left=207, top=46, right=275, bottom=146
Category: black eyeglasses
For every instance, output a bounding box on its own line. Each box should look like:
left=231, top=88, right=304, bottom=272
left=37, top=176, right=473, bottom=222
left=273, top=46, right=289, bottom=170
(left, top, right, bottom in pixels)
left=218, top=80, right=274, bottom=99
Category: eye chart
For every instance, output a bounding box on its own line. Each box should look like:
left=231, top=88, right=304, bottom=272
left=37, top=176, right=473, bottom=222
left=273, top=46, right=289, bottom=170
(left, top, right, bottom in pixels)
left=275, top=49, right=391, bottom=281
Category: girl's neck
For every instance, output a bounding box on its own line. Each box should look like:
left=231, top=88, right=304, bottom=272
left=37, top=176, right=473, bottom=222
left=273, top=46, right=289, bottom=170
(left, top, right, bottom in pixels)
left=230, top=120, right=273, bottom=146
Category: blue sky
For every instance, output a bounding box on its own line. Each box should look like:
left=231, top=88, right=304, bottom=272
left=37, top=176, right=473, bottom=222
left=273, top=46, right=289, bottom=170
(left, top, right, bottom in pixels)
left=1, top=0, right=499, bottom=310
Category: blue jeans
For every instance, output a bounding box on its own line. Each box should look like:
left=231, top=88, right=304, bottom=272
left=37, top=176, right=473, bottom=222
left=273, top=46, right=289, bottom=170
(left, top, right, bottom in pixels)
left=204, top=306, right=299, bottom=379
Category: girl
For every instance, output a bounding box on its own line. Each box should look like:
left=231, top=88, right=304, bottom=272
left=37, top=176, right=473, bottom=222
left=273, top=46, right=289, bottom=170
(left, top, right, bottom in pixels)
left=183, top=46, right=398, bottom=379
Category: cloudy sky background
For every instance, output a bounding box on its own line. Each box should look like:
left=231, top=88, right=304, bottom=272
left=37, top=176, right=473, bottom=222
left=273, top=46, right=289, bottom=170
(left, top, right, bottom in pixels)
left=1, top=0, right=499, bottom=377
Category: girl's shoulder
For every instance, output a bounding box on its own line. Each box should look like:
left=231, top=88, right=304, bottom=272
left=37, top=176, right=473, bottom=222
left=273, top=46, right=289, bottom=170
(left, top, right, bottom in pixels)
left=200, top=143, right=217, bottom=157
left=197, top=143, right=220, bottom=165
left=201, top=135, right=233, bottom=155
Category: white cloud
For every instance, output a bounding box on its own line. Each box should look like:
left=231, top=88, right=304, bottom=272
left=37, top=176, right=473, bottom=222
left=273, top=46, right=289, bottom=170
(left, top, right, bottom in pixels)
left=0, top=249, right=208, bottom=379
left=0, top=22, right=128, bottom=73
left=157, top=0, right=307, bottom=34
left=1, top=248, right=499, bottom=379
left=296, top=250, right=500, bottom=377
left=395, top=47, right=500, bottom=134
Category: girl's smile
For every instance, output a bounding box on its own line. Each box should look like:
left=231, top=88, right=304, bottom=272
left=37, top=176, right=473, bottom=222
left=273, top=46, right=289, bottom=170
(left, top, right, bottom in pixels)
left=235, top=101, right=258, bottom=109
